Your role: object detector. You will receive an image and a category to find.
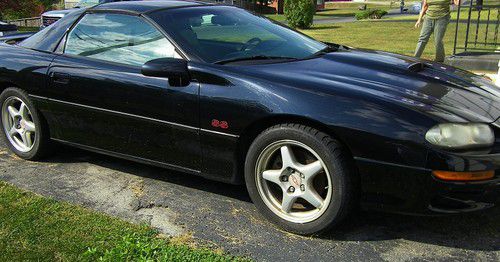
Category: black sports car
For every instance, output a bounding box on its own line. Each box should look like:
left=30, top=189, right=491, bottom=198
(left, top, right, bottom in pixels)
left=0, top=0, right=498, bottom=234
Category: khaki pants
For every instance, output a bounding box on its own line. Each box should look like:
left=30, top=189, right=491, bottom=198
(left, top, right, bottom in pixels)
left=414, top=15, right=450, bottom=62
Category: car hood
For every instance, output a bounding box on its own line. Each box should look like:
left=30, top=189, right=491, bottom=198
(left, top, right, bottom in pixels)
left=42, top=9, right=77, bottom=18
left=230, top=49, right=500, bottom=123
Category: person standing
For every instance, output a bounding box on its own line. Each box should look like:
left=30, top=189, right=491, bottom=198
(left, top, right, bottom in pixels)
left=400, top=0, right=405, bottom=13
left=414, top=0, right=460, bottom=62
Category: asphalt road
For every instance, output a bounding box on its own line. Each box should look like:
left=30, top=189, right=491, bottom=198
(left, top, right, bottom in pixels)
left=0, top=140, right=498, bottom=261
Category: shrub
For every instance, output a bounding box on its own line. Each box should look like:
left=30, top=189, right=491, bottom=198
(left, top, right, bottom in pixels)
left=355, top=9, right=388, bottom=20
left=0, top=0, right=57, bottom=20
left=284, top=0, right=315, bottom=29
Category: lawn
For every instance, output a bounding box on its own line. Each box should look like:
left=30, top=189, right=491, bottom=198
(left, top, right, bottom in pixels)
left=314, top=2, right=393, bottom=18
left=261, top=0, right=498, bottom=60
left=0, top=181, right=246, bottom=261
left=17, top=26, right=39, bottom=32
left=299, top=20, right=479, bottom=60
left=384, top=8, right=500, bottom=21
left=265, top=0, right=500, bottom=52
left=266, top=0, right=499, bottom=23
left=266, top=2, right=393, bottom=22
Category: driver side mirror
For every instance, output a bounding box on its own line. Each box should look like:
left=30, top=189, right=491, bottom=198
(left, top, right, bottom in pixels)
left=142, top=58, right=190, bottom=87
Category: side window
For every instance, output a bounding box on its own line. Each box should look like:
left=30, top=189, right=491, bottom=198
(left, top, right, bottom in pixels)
left=65, top=13, right=181, bottom=66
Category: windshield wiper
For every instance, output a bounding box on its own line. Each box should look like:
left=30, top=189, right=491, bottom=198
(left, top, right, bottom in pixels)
left=214, top=55, right=298, bottom=65
left=310, top=45, right=339, bottom=57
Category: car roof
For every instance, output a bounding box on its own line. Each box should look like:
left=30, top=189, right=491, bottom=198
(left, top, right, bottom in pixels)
left=91, top=0, right=211, bottom=14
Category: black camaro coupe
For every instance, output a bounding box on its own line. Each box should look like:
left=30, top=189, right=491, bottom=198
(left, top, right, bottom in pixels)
left=0, top=0, right=498, bottom=234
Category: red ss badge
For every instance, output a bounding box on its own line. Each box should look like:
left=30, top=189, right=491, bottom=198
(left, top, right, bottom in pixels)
left=211, top=119, right=229, bottom=129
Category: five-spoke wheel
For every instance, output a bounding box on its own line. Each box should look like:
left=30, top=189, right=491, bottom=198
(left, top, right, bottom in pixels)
left=0, top=88, right=51, bottom=160
left=2, top=96, right=37, bottom=152
left=245, top=124, right=354, bottom=235
left=256, top=140, right=332, bottom=223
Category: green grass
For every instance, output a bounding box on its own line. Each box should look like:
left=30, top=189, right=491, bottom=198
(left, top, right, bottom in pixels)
left=384, top=8, right=500, bottom=21
left=0, top=181, right=247, bottom=261
left=299, top=20, right=489, bottom=60
left=17, top=26, right=39, bottom=32
left=261, top=1, right=499, bottom=60
left=266, top=2, right=392, bottom=22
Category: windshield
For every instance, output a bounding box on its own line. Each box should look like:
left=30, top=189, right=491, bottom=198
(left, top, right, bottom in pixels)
left=148, top=6, right=327, bottom=64
left=76, top=0, right=100, bottom=8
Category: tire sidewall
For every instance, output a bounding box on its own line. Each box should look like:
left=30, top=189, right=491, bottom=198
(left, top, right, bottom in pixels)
left=245, top=125, right=348, bottom=235
left=0, top=88, right=43, bottom=159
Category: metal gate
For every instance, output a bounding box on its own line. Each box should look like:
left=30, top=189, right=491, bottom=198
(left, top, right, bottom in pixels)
left=453, top=0, right=500, bottom=54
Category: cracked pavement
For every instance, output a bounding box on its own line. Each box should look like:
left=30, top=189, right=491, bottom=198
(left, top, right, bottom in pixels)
left=0, top=141, right=498, bottom=261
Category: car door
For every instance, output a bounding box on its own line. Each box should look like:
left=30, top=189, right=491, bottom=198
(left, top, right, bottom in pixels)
left=45, top=12, right=201, bottom=171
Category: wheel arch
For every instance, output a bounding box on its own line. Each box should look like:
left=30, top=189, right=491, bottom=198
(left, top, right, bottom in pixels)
left=0, top=83, right=51, bottom=136
left=0, top=84, right=53, bottom=159
left=0, top=81, right=19, bottom=93
left=235, top=114, right=358, bottom=184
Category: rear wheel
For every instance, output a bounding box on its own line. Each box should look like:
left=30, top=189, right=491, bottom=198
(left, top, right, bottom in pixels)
left=0, top=88, right=52, bottom=160
left=245, top=124, right=354, bottom=235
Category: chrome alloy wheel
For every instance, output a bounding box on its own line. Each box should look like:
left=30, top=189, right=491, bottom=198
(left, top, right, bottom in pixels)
left=255, top=140, right=333, bottom=224
left=1, top=96, right=36, bottom=152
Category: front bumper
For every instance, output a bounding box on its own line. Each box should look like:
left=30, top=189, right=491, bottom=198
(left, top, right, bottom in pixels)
left=356, top=155, right=500, bottom=215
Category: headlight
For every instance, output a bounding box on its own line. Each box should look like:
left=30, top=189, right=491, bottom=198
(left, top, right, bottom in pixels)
left=425, top=123, right=494, bottom=149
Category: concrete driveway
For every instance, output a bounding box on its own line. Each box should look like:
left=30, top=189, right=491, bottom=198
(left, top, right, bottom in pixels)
left=0, top=141, right=498, bottom=261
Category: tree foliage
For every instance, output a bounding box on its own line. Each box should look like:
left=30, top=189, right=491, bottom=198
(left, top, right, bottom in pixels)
left=38, top=0, right=61, bottom=8
left=284, top=0, right=315, bottom=29
left=0, top=0, right=60, bottom=20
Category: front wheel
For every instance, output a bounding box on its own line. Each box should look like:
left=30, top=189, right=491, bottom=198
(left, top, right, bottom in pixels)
left=245, top=124, right=354, bottom=235
left=0, top=87, right=52, bottom=160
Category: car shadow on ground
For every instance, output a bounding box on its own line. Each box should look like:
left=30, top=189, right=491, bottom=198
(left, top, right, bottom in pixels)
left=324, top=207, right=499, bottom=251
left=39, top=144, right=499, bottom=252
left=43, top=144, right=252, bottom=202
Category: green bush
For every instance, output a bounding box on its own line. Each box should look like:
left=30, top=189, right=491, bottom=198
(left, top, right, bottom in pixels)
left=284, top=0, right=315, bottom=29
left=355, top=9, right=388, bottom=20
left=0, top=0, right=58, bottom=20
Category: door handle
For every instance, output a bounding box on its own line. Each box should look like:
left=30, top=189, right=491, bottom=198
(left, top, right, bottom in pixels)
left=51, top=72, right=70, bottom=85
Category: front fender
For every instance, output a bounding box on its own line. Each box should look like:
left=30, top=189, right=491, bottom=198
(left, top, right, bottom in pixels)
left=193, top=62, right=439, bottom=182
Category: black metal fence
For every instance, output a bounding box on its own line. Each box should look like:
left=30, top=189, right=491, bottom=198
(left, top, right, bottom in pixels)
left=453, top=0, right=500, bottom=54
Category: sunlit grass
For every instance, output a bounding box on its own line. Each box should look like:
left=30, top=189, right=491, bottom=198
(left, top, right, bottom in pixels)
left=265, top=2, right=393, bottom=22
left=384, top=5, right=499, bottom=21
left=299, top=20, right=493, bottom=60
left=0, top=181, right=247, bottom=261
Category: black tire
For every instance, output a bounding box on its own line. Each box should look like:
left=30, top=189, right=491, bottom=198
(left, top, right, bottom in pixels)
left=245, top=123, right=355, bottom=235
left=0, top=87, right=52, bottom=160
